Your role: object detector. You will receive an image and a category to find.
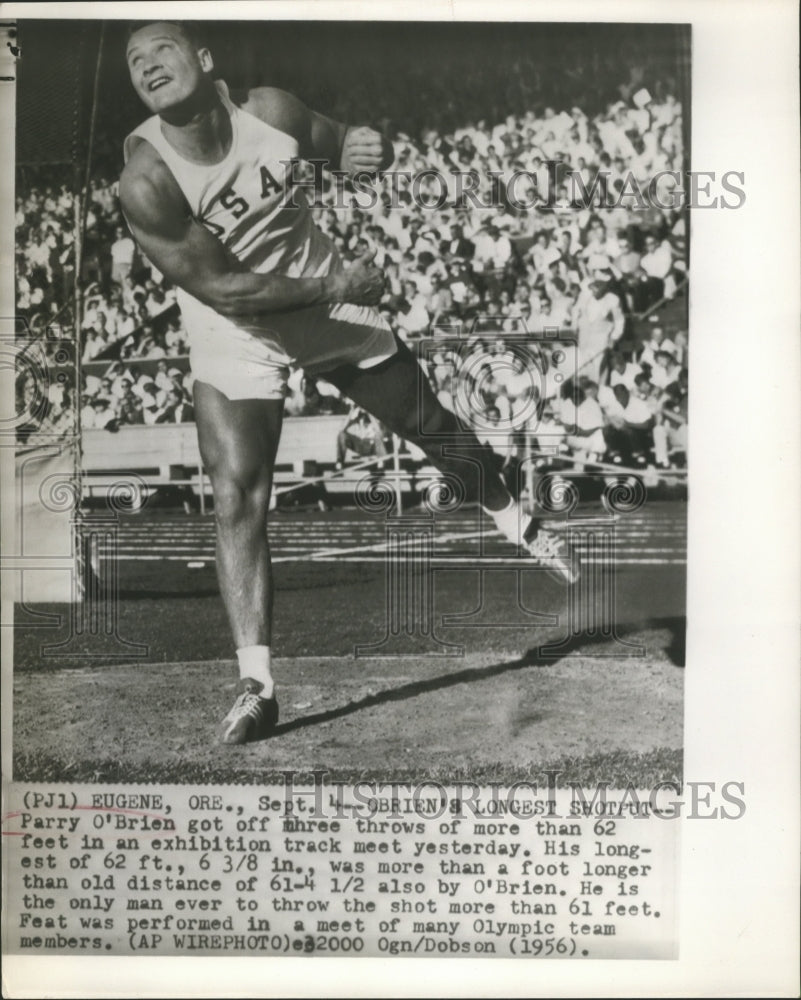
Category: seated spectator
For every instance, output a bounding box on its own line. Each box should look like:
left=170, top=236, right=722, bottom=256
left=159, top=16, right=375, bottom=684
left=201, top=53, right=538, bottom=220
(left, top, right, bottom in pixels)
left=639, top=324, right=677, bottom=368
left=284, top=376, right=325, bottom=417
left=80, top=392, right=96, bottom=430
left=283, top=369, right=306, bottom=416
left=529, top=231, right=553, bottom=275
left=672, top=329, right=688, bottom=366
left=336, top=407, right=388, bottom=468
left=115, top=303, right=139, bottom=340
left=140, top=383, right=164, bottom=425
left=507, top=300, right=533, bottom=332
left=473, top=223, right=513, bottom=296
left=444, top=260, right=481, bottom=317
left=617, top=374, right=662, bottom=465
left=82, top=325, right=110, bottom=363
left=168, top=368, right=192, bottom=404
left=499, top=353, right=538, bottom=427
left=658, top=378, right=688, bottom=466
left=560, top=378, right=607, bottom=463
left=640, top=231, right=676, bottom=299
left=527, top=293, right=558, bottom=333
left=650, top=348, right=682, bottom=390
left=578, top=217, right=614, bottom=275
left=601, top=384, right=640, bottom=464
left=395, top=279, right=431, bottom=340
left=118, top=387, right=144, bottom=426
left=425, top=273, right=454, bottom=326
left=607, top=351, right=643, bottom=390
left=84, top=395, right=118, bottom=431
left=612, top=232, right=664, bottom=313
left=164, top=317, right=188, bottom=354
left=440, top=222, right=475, bottom=262
left=153, top=359, right=174, bottom=394
left=111, top=372, right=134, bottom=400
left=155, top=387, right=195, bottom=423
left=612, top=230, right=641, bottom=277
left=575, top=278, right=625, bottom=382
left=145, top=282, right=175, bottom=316
left=110, top=225, right=136, bottom=287
left=542, top=277, right=574, bottom=327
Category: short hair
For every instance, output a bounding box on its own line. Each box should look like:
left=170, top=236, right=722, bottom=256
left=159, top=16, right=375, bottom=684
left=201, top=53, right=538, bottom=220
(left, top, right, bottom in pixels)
left=126, top=20, right=208, bottom=51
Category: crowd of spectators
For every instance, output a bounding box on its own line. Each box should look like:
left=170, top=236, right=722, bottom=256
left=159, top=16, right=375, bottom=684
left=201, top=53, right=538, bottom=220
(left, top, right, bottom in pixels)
left=16, top=49, right=687, bottom=473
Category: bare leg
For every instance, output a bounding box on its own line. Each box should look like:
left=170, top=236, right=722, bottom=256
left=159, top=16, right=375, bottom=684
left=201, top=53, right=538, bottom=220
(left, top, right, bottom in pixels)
left=320, top=342, right=578, bottom=583
left=321, top=340, right=511, bottom=511
left=193, top=381, right=284, bottom=647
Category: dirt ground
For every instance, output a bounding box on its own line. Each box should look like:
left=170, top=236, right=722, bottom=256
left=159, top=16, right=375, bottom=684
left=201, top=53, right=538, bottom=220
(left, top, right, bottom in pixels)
left=13, top=637, right=682, bottom=785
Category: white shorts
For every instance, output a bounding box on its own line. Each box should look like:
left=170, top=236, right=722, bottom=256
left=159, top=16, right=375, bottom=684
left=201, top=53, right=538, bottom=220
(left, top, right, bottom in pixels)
left=181, top=290, right=398, bottom=401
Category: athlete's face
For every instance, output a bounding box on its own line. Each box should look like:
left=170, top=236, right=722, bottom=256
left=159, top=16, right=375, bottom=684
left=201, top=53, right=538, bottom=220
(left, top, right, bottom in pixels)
left=126, top=23, right=213, bottom=114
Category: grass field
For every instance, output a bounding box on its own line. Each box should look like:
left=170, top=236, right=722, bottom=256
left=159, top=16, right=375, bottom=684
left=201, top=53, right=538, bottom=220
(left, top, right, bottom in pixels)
left=13, top=503, right=685, bottom=786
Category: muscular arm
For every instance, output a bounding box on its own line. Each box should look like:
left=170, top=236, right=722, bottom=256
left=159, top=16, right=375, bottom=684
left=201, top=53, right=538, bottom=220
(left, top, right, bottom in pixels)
left=241, top=86, right=394, bottom=175
left=119, top=147, right=382, bottom=318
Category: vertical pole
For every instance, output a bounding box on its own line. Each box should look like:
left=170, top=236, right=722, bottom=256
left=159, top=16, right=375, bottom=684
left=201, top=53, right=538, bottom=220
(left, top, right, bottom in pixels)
left=524, top=430, right=535, bottom=515
left=198, top=463, right=206, bottom=516
left=72, top=22, right=106, bottom=602
left=392, top=433, right=402, bottom=515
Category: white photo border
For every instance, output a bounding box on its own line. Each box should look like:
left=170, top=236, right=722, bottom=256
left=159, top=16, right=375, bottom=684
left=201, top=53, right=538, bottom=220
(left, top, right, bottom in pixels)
left=1, top=0, right=799, bottom=996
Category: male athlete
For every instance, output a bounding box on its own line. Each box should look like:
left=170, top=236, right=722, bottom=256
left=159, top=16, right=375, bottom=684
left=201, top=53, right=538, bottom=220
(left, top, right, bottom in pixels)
left=121, top=21, right=577, bottom=745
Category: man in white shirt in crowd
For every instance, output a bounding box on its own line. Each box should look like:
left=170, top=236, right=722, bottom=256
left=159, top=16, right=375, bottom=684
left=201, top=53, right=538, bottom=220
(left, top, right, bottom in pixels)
left=336, top=406, right=388, bottom=468
left=86, top=396, right=118, bottom=430
left=80, top=393, right=98, bottom=430
left=396, top=279, right=431, bottom=340
left=575, top=278, right=626, bottom=382
left=559, top=378, right=607, bottom=466
left=473, top=224, right=513, bottom=296
left=607, top=351, right=642, bottom=391
left=164, top=317, right=187, bottom=353
left=650, top=348, right=682, bottom=390
left=153, top=359, right=174, bottom=394
left=110, top=224, right=137, bottom=287
left=638, top=324, right=677, bottom=369
left=619, top=372, right=671, bottom=466
left=640, top=232, right=676, bottom=299
left=156, top=387, right=195, bottom=424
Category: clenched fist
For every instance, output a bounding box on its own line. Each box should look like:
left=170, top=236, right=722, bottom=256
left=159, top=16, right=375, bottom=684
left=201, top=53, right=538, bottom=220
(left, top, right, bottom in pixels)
left=340, top=125, right=394, bottom=177
left=329, top=249, right=386, bottom=307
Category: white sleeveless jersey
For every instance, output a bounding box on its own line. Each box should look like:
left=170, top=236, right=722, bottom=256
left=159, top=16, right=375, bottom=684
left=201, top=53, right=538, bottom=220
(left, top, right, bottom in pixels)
left=123, top=85, right=394, bottom=387
left=124, top=85, right=337, bottom=281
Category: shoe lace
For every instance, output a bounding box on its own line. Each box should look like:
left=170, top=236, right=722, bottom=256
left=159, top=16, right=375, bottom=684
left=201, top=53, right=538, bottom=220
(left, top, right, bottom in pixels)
left=229, top=692, right=264, bottom=722
left=527, top=529, right=565, bottom=562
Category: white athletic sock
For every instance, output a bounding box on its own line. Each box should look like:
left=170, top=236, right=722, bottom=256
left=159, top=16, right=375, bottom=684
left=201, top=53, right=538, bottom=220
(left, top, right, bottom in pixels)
left=483, top=497, right=534, bottom=547
left=236, top=645, right=274, bottom=698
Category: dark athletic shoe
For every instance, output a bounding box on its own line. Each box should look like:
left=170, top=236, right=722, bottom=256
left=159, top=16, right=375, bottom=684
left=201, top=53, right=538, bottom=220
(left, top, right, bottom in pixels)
left=221, top=678, right=279, bottom=745
left=522, top=519, right=580, bottom=586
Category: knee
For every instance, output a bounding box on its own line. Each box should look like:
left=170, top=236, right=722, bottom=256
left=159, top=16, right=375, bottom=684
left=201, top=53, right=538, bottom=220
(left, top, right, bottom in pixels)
left=209, top=462, right=272, bottom=528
